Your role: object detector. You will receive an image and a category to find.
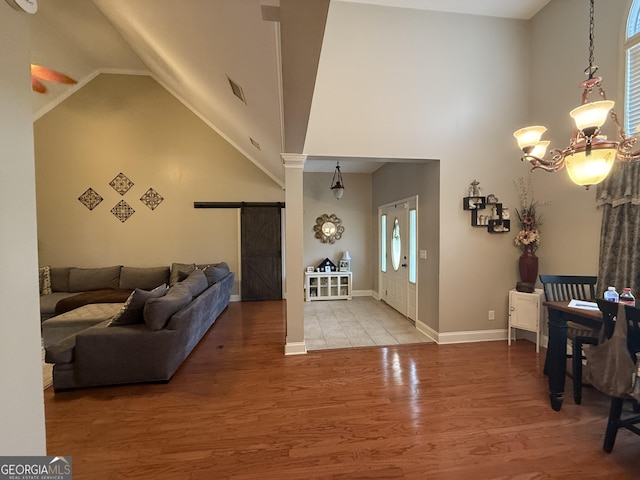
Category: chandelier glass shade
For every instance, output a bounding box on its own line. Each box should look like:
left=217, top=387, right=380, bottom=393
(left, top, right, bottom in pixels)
left=513, top=0, right=640, bottom=188
left=330, top=161, right=344, bottom=199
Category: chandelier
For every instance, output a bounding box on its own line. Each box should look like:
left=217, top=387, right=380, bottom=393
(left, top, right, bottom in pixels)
left=513, top=0, right=639, bottom=188
left=330, top=161, right=344, bottom=199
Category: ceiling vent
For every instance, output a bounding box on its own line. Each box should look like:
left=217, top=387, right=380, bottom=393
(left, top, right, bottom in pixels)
left=250, top=137, right=261, bottom=150
left=227, top=76, right=246, bottom=104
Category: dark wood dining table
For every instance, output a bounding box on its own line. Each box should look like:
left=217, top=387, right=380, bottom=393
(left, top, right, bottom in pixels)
left=543, top=300, right=603, bottom=411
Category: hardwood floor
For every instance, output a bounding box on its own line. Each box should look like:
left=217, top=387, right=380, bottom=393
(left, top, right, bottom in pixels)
left=45, top=300, right=639, bottom=479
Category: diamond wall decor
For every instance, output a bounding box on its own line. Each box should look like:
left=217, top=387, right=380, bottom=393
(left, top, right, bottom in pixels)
left=140, top=188, right=164, bottom=210
left=109, top=172, right=134, bottom=195
left=111, top=200, right=135, bottom=223
left=78, top=188, right=103, bottom=211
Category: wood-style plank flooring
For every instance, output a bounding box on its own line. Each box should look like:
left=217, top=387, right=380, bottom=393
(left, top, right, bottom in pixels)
left=45, top=300, right=639, bottom=479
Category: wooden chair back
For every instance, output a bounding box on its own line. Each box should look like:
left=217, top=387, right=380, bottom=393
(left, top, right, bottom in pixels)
left=596, top=298, right=618, bottom=340
left=539, top=275, right=598, bottom=302
left=623, top=305, right=640, bottom=361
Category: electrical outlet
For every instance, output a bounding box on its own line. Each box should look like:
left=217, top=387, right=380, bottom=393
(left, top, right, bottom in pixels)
left=488, top=310, right=495, bottom=321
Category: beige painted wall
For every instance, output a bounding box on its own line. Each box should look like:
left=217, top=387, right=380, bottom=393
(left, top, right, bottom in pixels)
left=306, top=2, right=530, bottom=335
left=0, top=3, right=47, bottom=454
left=303, top=172, right=373, bottom=291
left=34, top=74, right=284, bottom=294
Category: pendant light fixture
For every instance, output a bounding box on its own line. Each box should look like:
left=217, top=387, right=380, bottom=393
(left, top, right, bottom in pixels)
left=513, top=0, right=640, bottom=188
left=330, top=161, right=344, bottom=199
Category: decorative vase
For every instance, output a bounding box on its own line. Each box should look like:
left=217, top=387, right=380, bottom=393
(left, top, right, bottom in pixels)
left=519, top=246, right=539, bottom=284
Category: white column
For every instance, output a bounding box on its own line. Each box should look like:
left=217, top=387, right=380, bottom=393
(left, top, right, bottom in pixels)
left=281, top=153, right=307, bottom=355
left=0, top=3, right=47, bottom=454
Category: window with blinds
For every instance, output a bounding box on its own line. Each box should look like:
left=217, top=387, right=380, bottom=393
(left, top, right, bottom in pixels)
left=626, top=0, right=640, bottom=135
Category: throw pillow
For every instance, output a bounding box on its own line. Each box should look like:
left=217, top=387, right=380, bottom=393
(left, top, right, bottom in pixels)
left=180, top=269, right=208, bottom=297
left=50, top=267, right=71, bottom=292
left=109, top=284, right=168, bottom=326
left=169, top=262, right=195, bottom=286
left=39, top=266, right=52, bottom=295
left=143, top=283, right=192, bottom=331
left=198, top=262, right=230, bottom=286
left=68, top=265, right=122, bottom=292
left=119, top=266, right=170, bottom=290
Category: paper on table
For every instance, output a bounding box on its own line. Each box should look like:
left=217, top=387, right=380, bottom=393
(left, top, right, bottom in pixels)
left=568, top=299, right=600, bottom=310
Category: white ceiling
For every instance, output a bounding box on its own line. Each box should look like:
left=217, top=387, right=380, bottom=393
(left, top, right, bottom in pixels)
left=29, top=0, right=551, bottom=179
left=339, top=0, right=552, bottom=20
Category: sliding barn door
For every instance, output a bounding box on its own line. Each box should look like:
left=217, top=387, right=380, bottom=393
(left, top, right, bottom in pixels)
left=241, top=206, right=282, bottom=301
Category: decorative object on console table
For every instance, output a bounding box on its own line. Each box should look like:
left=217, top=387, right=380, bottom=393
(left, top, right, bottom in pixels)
left=339, top=251, right=351, bottom=272
left=518, top=245, right=539, bottom=285
left=317, top=257, right=336, bottom=272
left=514, top=177, right=547, bottom=291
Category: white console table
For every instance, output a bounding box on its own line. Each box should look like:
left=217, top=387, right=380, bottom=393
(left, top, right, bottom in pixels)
left=305, top=271, right=352, bottom=301
left=508, top=288, right=544, bottom=353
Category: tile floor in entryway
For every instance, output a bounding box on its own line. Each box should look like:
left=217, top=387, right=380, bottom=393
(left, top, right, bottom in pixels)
left=304, top=296, right=433, bottom=351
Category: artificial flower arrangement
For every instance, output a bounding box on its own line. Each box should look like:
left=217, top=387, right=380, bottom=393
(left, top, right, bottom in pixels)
left=514, top=177, right=547, bottom=253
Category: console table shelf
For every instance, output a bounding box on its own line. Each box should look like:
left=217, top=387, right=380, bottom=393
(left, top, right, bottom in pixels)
left=305, top=272, right=352, bottom=301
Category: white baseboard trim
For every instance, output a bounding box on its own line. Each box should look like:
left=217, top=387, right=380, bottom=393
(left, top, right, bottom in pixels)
left=437, top=329, right=508, bottom=344
left=416, top=321, right=509, bottom=345
left=284, top=341, right=307, bottom=355
left=415, top=320, right=438, bottom=343
left=372, top=291, right=381, bottom=300
left=353, top=290, right=372, bottom=297
left=230, top=294, right=241, bottom=302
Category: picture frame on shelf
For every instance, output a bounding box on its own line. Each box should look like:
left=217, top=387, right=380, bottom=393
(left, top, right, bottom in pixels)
left=306, top=266, right=314, bottom=273
left=338, top=259, right=350, bottom=272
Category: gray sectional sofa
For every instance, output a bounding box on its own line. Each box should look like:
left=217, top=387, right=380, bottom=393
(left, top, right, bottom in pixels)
left=41, top=263, right=233, bottom=391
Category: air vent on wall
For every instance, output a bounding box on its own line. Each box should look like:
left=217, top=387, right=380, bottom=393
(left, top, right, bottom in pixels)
left=227, top=75, right=246, bottom=104
left=261, top=5, right=280, bottom=22
left=250, top=137, right=261, bottom=150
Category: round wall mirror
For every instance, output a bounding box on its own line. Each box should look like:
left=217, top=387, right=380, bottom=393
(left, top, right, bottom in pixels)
left=313, top=213, right=345, bottom=244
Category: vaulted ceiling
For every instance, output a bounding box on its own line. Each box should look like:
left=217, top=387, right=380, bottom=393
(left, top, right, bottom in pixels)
left=28, top=0, right=550, bottom=183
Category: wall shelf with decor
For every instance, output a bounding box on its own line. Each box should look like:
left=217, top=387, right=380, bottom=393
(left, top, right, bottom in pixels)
left=462, top=182, right=510, bottom=234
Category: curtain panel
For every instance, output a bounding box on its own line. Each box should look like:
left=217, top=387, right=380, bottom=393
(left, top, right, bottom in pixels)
left=596, top=161, right=640, bottom=297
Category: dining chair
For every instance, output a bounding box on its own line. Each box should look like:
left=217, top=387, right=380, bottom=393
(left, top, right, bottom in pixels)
left=602, top=304, right=640, bottom=453
left=539, top=274, right=599, bottom=405
left=596, top=298, right=618, bottom=340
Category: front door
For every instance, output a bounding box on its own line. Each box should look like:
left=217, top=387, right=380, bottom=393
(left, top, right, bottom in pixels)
left=381, top=203, right=409, bottom=316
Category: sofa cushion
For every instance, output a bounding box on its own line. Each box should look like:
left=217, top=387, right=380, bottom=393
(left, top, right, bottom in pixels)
left=180, top=269, right=208, bottom=297
left=50, top=267, right=71, bottom=292
left=40, top=292, right=78, bottom=316
left=169, top=263, right=195, bottom=286
left=143, top=283, right=192, bottom=331
left=110, top=284, right=168, bottom=327
left=39, top=266, right=52, bottom=295
left=45, top=335, right=76, bottom=365
left=68, top=266, right=122, bottom=292
left=119, top=266, right=170, bottom=290
left=198, top=262, right=230, bottom=286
